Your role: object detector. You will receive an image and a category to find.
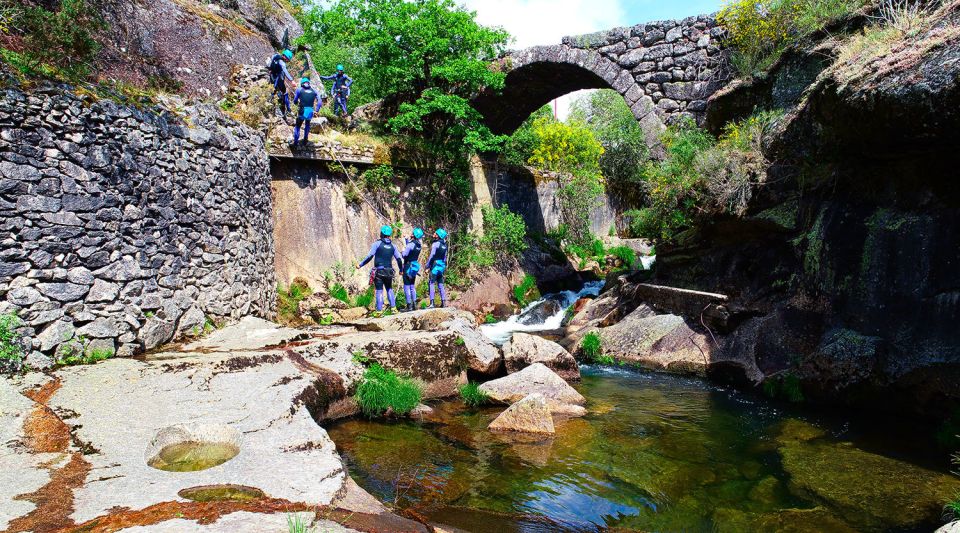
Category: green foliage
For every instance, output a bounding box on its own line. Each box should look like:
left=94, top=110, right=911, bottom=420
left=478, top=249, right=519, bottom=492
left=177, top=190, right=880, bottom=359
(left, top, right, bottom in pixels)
left=937, top=409, right=960, bottom=450
left=458, top=381, right=490, bottom=407
left=354, top=287, right=375, bottom=309
left=559, top=174, right=606, bottom=248
left=359, top=165, right=402, bottom=204
left=528, top=118, right=604, bottom=178
left=763, top=372, right=805, bottom=403
left=480, top=205, right=528, bottom=258
left=0, top=312, right=26, bottom=374
left=277, top=280, right=313, bottom=324
left=719, top=0, right=867, bottom=77
left=608, top=245, right=637, bottom=268
left=513, top=274, right=540, bottom=307
left=946, top=452, right=960, bottom=520
left=330, top=283, right=351, bottom=306
left=1, top=0, right=105, bottom=81
left=286, top=512, right=316, bottom=533
left=484, top=313, right=497, bottom=324
left=581, top=332, right=608, bottom=363
left=569, top=89, right=648, bottom=203
left=501, top=105, right=554, bottom=167
left=567, top=236, right=606, bottom=263
left=56, top=336, right=113, bottom=366
left=304, top=0, right=509, bottom=165
left=354, top=364, right=423, bottom=417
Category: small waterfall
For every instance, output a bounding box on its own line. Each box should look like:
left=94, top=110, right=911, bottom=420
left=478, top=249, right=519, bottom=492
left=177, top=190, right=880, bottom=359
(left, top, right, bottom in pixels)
left=479, top=280, right=605, bottom=345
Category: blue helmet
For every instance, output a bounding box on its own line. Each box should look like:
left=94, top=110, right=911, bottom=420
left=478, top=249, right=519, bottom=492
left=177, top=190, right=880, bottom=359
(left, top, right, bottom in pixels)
left=380, top=225, right=393, bottom=236
left=337, top=64, right=344, bottom=71
left=282, top=49, right=293, bottom=60
left=435, top=228, right=447, bottom=240
left=300, top=77, right=310, bottom=85
left=412, top=227, right=424, bottom=239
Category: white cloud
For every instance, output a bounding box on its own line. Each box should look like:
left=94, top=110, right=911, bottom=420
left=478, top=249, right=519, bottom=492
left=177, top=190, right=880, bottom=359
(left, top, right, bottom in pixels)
left=459, top=0, right=628, bottom=49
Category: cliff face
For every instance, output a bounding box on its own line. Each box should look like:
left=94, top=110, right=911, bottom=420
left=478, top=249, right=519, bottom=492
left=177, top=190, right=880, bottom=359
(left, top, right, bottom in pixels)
left=94, top=0, right=303, bottom=98
left=655, top=2, right=960, bottom=417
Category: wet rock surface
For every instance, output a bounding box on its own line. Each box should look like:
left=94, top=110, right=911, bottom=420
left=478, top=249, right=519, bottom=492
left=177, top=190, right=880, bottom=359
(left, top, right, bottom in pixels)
left=0, top=313, right=501, bottom=531
left=479, top=363, right=586, bottom=416
left=488, top=393, right=556, bottom=434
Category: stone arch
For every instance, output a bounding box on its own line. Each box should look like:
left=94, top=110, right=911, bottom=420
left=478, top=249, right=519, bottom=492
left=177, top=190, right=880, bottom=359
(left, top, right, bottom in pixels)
left=474, top=16, right=729, bottom=156
left=474, top=45, right=665, bottom=151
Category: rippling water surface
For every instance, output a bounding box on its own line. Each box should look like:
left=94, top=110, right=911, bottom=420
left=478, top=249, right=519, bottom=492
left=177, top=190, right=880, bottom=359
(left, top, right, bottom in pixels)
left=327, top=366, right=954, bottom=532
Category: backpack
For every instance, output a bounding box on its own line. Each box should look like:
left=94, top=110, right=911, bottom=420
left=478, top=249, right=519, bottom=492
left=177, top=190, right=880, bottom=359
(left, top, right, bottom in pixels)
left=431, top=260, right=446, bottom=276
left=406, top=261, right=421, bottom=277
left=268, top=54, right=283, bottom=81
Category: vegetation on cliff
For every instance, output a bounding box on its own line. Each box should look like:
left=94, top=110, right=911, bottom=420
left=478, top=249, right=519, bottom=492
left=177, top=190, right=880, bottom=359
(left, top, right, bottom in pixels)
left=0, top=312, right=26, bottom=374
left=0, top=0, right=103, bottom=81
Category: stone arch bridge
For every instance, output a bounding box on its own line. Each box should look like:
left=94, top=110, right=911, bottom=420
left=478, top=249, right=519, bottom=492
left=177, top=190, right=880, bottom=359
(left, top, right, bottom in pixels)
left=473, top=15, right=730, bottom=151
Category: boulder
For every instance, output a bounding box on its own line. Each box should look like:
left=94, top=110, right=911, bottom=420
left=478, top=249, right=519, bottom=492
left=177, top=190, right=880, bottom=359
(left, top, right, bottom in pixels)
left=938, top=522, right=960, bottom=533
left=442, top=318, right=503, bottom=376
left=595, top=309, right=711, bottom=375
left=518, top=299, right=562, bottom=325
left=488, top=393, right=555, bottom=434
left=504, top=332, right=579, bottom=381
left=479, top=363, right=586, bottom=416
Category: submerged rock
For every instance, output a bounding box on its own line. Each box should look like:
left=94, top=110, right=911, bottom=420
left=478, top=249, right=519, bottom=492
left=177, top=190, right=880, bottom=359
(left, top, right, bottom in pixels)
left=479, top=363, right=586, bottom=416
left=488, top=393, right=556, bottom=434
left=778, top=434, right=960, bottom=530
left=503, top=332, right=579, bottom=381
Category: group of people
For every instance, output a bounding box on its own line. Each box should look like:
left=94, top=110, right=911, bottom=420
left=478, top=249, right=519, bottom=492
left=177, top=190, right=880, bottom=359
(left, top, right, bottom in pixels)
left=268, top=49, right=354, bottom=147
left=357, top=226, right=449, bottom=313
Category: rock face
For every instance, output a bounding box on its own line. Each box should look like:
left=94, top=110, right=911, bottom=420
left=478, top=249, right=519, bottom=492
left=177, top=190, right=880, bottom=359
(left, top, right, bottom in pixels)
left=504, top=332, right=580, bottom=381
left=488, top=393, right=556, bottom=434
left=595, top=310, right=711, bottom=375
left=479, top=363, right=586, bottom=416
left=0, top=85, right=275, bottom=359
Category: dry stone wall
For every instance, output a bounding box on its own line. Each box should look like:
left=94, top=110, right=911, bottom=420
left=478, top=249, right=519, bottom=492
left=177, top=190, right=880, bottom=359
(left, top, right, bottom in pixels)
left=0, top=85, right=275, bottom=367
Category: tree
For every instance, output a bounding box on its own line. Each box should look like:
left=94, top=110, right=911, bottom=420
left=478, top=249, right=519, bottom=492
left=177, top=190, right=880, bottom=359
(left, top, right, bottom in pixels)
left=569, top=89, right=648, bottom=204
left=501, top=104, right=554, bottom=168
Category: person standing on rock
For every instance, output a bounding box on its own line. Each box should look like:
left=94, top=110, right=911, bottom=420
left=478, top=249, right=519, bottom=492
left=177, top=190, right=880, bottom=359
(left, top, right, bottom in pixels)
left=320, top=65, right=353, bottom=116
left=401, top=227, right=425, bottom=312
left=290, top=77, right=320, bottom=147
left=269, top=49, right=295, bottom=117
left=357, top=225, right=404, bottom=313
left=426, top=228, right=449, bottom=308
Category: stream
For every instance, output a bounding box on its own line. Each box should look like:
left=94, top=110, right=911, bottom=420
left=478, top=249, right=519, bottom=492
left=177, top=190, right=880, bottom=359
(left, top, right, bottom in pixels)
left=327, top=286, right=957, bottom=532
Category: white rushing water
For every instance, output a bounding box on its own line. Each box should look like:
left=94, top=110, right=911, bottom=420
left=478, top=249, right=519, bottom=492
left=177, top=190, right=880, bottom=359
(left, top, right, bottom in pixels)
left=480, top=280, right=605, bottom=345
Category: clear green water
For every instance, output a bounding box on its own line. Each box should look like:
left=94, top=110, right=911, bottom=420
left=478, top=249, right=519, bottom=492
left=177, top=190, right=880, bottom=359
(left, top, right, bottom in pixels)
left=178, top=484, right=265, bottom=502
left=147, top=442, right=239, bottom=472
left=327, top=366, right=958, bottom=532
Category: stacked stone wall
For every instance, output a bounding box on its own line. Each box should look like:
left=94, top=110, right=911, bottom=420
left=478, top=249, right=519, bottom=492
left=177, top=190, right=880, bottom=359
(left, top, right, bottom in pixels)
left=0, top=85, right=275, bottom=366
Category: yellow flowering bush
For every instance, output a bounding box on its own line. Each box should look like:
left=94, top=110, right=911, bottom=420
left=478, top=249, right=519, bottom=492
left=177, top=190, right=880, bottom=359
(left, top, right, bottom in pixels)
left=528, top=118, right=604, bottom=179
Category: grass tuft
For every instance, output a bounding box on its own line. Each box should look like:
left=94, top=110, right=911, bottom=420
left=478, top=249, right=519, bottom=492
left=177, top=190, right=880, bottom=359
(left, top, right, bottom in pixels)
left=0, top=312, right=26, bottom=374
left=354, top=364, right=422, bottom=417
left=277, top=279, right=313, bottom=325
left=513, top=274, right=540, bottom=307
left=458, top=382, right=490, bottom=407
left=581, top=331, right=604, bottom=361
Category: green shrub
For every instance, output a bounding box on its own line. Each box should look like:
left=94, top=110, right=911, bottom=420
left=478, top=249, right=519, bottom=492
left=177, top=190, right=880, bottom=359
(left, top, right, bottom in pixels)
left=277, top=280, right=313, bottom=325
left=3, top=0, right=105, bottom=81
left=458, top=382, right=490, bottom=407
left=330, top=283, right=350, bottom=306
left=0, top=312, right=26, bottom=374
left=719, top=0, right=868, bottom=77
left=608, top=245, right=637, bottom=268
left=481, top=205, right=528, bottom=258
left=937, top=410, right=960, bottom=450
left=56, top=336, right=113, bottom=366
left=581, top=331, right=605, bottom=362
left=502, top=105, right=554, bottom=167
left=354, top=287, right=375, bottom=309
left=484, top=313, right=497, bottom=324
left=394, top=290, right=407, bottom=310
left=359, top=165, right=402, bottom=204
left=513, top=274, right=540, bottom=307
left=354, top=364, right=423, bottom=417
left=762, top=371, right=805, bottom=403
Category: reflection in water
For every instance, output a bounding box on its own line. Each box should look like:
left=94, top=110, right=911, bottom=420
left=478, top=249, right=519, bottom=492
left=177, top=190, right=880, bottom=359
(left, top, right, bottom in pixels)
left=327, top=366, right=953, bottom=532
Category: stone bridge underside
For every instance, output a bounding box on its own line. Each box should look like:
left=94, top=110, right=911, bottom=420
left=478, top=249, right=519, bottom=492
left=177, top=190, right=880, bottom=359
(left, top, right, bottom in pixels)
left=474, top=15, right=728, bottom=151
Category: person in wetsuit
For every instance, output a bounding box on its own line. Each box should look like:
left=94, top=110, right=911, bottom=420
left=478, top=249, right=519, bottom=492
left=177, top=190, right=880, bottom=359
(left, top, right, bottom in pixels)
left=401, top=227, right=425, bottom=312
left=291, top=77, right=320, bottom=147
left=426, top=228, right=449, bottom=308
left=357, top=225, right=404, bottom=312
left=268, top=49, right=295, bottom=117
left=320, top=65, right=353, bottom=116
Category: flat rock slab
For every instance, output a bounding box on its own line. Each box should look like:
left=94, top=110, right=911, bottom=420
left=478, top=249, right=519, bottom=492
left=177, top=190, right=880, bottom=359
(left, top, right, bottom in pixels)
left=49, top=354, right=346, bottom=524
left=115, top=511, right=359, bottom=532
left=178, top=316, right=305, bottom=353
left=350, top=308, right=476, bottom=332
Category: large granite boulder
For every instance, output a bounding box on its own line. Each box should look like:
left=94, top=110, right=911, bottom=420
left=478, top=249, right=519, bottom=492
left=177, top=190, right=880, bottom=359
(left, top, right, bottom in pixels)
left=442, top=318, right=503, bottom=376
left=503, top=333, right=579, bottom=381
left=591, top=308, right=712, bottom=375
left=488, top=393, right=555, bottom=434
left=479, top=363, right=586, bottom=417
